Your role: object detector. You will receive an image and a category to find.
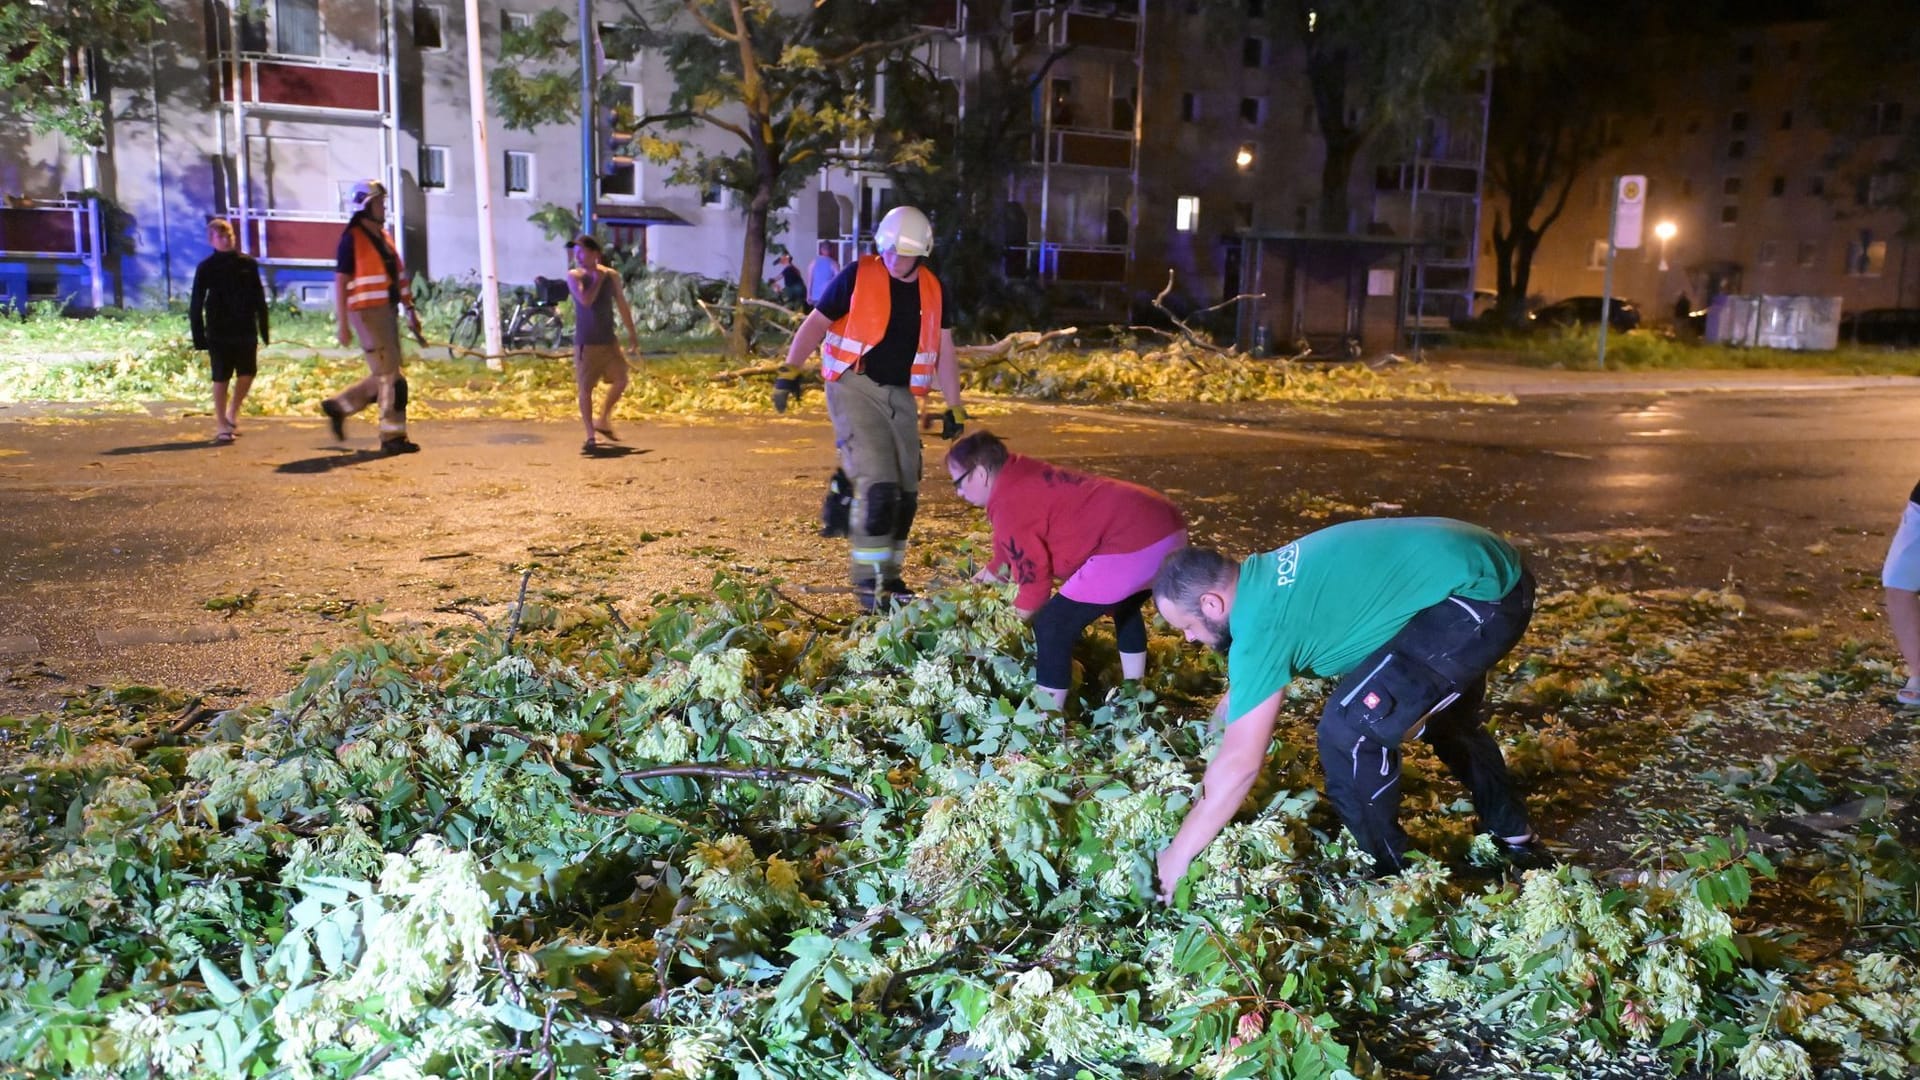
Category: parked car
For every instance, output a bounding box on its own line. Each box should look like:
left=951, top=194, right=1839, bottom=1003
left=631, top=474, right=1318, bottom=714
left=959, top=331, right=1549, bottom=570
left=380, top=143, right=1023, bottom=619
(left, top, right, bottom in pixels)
left=1839, top=308, right=1920, bottom=347
left=1529, top=296, right=1643, bottom=332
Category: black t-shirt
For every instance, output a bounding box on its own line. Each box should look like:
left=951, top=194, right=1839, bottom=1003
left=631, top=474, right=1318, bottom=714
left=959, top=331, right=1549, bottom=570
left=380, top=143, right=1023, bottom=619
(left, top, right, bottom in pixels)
left=814, top=260, right=956, bottom=387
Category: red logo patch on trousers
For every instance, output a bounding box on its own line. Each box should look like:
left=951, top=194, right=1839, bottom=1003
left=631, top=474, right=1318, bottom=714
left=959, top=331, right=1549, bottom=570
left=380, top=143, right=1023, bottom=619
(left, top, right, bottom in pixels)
left=1363, top=692, right=1382, bottom=710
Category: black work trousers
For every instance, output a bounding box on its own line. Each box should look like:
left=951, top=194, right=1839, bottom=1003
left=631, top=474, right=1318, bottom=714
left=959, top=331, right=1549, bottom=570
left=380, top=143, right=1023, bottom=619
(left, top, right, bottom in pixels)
left=1316, top=569, right=1535, bottom=873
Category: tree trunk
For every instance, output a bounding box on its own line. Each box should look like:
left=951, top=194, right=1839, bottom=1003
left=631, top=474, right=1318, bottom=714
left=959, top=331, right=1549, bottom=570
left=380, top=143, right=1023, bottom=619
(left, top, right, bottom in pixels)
left=731, top=183, right=773, bottom=358
left=1318, top=134, right=1360, bottom=234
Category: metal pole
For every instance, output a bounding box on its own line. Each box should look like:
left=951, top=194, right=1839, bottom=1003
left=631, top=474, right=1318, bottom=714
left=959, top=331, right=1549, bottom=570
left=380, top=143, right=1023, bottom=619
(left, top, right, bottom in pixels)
left=465, top=0, right=504, bottom=367
left=385, top=0, right=404, bottom=249
left=1405, top=136, right=1422, bottom=355
left=77, top=49, right=105, bottom=308
left=149, top=44, right=174, bottom=300
left=579, top=0, right=596, bottom=236
left=230, top=3, right=250, bottom=255
left=1598, top=176, right=1620, bottom=370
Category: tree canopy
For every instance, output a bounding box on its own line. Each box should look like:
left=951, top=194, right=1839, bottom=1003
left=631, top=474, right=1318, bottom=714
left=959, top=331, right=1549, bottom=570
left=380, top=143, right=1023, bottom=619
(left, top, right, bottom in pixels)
left=0, top=0, right=165, bottom=145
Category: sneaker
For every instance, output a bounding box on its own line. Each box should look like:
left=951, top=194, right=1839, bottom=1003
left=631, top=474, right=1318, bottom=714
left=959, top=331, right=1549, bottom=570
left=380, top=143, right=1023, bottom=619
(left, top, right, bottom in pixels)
left=880, top=578, right=916, bottom=604
left=380, top=436, right=421, bottom=455
left=1494, top=831, right=1558, bottom=872
left=321, top=399, right=347, bottom=441
left=1897, top=684, right=1920, bottom=707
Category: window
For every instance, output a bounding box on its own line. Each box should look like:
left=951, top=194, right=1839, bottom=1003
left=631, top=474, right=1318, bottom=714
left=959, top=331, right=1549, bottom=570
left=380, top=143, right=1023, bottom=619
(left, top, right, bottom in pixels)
left=598, top=21, right=637, bottom=63
left=1787, top=40, right=1801, bottom=60
left=1847, top=234, right=1886, bottom=276
left=420, top=145, right=448, bottom=190
left=1864, top=170, right=1900, bottom=207
left=1723, top=176, right=1743, bottom=195
left=504, top=150, right=533, bottom=196
left=702, top=184, right=726, bottom=208
left=1729, top=110, right=1748, bottom=133
left=414, top=3, right=445, bottom=49
left=1796, top=240, right=1816, bottom=267
left=1770, top=175, right=1785, bottom=197
left=1757, top=240, right=1777, bottom=265
left=1241, top=37, right=1265, bottom=68
left=1779, top=109, right=1793, bottom=131
left=600, top=162, right=635, bottom=198
left=1180, top=92, right=1198, bottom=122
left=1235, top=142, right=1256, bottom=171
left=1239, top=97, right=1265, bottom=124
left=1048, top=78, right=1073, bottom=126
left=1727, top=139, right=1746, bottom=160
left=1685, top=115, right=1701, bottom=134
left=1175, top=196, right=1200, bottom=232
left=1809, top=175, right=1825, bottom=196
left=1721, top=204, right=1739, bottom=224
left=1245, top=0, right=1265, bottom=13
left=1234, top=201, right=1253, bottom=229
left=503, top=10, right=533, bottom=32
left=276, top=0, right=321, bottom=55
left=1651, top=116, right=1666, bottom=136
left=1736, top=43, right=1754, bottom=64
left=1735, top=72, right=1752, bottom=93
left=1587, top=239, right=1610, bottom=269
left=1867, top=101, right=1904, bottom=135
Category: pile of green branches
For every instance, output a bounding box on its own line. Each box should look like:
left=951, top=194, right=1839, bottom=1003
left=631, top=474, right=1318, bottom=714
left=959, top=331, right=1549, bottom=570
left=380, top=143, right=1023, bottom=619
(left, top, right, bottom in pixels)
left=0, top=569, right=1914, bottom=1079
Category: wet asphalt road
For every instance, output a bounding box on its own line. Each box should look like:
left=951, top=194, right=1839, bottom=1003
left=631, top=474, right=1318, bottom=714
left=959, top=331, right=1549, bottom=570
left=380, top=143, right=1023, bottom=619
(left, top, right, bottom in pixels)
left=0, top=383, right=1912, bottom=719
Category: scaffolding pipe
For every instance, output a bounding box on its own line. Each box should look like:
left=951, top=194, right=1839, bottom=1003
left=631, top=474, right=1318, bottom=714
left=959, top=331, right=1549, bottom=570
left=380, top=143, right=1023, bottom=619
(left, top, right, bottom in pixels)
left=465, top=0, right=504, bottom=367
left=579, top=0, right=596, bottom=236
left=385, top=0, right=405, bottom=248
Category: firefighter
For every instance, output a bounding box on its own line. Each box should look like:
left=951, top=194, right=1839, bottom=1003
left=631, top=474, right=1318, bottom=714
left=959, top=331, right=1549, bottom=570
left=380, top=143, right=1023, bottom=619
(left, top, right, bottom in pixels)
left=773, top=206, right=968, bottom=610
left=322, top=179, right=422, bottom=454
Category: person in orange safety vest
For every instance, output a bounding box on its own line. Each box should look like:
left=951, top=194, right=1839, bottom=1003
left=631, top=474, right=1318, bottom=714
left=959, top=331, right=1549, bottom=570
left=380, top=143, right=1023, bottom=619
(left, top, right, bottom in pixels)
left=322, top=179, right=423, bottom=455
left=773, top=206, right=968, bottom=611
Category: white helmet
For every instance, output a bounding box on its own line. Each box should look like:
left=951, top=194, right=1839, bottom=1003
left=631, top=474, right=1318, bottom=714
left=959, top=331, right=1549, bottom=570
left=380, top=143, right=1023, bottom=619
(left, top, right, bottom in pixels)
left=348, top=178, right=387, bottom=209
left=874, top=205, right=933, bottom=257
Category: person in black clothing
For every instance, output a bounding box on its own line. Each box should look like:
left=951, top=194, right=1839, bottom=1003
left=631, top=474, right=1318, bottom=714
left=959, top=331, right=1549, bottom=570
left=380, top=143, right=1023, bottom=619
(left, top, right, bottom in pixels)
left=775, top=254, right=808, bottom=308
left=189, top=219, right=270, bottom=443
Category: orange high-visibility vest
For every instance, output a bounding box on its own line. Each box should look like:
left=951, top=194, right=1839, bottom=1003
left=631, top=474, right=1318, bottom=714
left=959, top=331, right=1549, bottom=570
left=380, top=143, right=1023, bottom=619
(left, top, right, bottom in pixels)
left=819, top=255, right=941, bottom=396
left=342, top=220, right=413, bottom=311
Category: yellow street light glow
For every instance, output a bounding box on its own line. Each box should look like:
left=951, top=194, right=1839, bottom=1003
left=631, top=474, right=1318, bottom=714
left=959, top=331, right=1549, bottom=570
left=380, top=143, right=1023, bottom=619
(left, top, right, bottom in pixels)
left=1654, top=221, right=1677, bottom=241
left=1235, top=146, right=1254, bottom=169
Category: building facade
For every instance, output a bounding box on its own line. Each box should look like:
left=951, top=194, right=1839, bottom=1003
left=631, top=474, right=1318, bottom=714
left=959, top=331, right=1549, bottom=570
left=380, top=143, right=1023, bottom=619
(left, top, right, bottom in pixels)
left=1488, top=20, right=1916, bottom=323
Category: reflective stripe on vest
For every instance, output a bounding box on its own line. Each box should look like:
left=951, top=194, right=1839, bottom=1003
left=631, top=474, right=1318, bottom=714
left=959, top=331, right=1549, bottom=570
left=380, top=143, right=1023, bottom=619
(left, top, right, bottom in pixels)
left=344, top=223, right=413, bottom=311
left=820, top=255, right=942, bottom=397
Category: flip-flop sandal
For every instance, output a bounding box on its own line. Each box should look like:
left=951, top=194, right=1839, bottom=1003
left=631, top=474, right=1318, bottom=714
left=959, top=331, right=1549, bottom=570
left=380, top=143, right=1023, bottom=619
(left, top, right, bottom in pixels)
left=594, top=426, right=619, bottom=441
left=1897, top=686, right=1920, bottom=707
left=582, top=439, right=598, bottom=453
left=214, top=431, right=235, bottom=444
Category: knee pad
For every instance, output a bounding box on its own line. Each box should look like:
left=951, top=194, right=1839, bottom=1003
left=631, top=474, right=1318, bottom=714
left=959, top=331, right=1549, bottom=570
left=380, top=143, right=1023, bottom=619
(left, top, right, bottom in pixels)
left=820, top=469, right=852, bottom=538
left=892, top=489, right=919, bottom=541
left=863, top=481, right=900, bottom=536
left=392, top=374, right=410, bottom=412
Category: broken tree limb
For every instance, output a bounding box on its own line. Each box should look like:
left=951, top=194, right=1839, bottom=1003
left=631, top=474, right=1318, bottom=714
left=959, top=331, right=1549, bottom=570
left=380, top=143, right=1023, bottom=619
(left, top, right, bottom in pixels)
left=706, top=326, right=1080, bottom=382
left=618, top=763, right=875, bottom=808
left=1146, top=269, right=1264, bottom=364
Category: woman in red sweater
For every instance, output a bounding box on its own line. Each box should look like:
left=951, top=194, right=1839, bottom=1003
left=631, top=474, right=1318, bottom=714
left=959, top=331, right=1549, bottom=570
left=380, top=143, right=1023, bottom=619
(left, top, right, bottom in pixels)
left=947, top=431, right=1187, bottom=711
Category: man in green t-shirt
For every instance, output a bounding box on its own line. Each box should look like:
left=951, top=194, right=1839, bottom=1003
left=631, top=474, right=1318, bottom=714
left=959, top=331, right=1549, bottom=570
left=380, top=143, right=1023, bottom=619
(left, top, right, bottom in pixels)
left=1151, top=517, right=1542, bottom=892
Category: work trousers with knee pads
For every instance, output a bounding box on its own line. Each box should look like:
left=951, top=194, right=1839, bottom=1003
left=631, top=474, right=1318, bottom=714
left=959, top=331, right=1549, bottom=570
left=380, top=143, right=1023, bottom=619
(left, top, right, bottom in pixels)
left=1031, top=591, right=1150, bottom=689
left=825, top=371, right=922, bottom=600
left=1316, top=569, right=1536, bottom=874
left=331, top=304, right=409, bottom=440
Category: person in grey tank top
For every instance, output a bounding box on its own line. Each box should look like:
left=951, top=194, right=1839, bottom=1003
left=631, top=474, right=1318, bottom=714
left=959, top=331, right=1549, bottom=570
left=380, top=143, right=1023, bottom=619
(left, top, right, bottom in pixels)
left=566, top=235, right=642, bottom=452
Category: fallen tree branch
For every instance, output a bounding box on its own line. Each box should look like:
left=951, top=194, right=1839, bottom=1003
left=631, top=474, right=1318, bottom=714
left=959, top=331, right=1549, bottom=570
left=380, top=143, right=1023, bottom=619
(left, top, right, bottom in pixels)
left=1146, top=270, right=1265, bottom=364
left=619, top=763, right=874, bottom=808
left=707, top=326, right=1081, bottom=383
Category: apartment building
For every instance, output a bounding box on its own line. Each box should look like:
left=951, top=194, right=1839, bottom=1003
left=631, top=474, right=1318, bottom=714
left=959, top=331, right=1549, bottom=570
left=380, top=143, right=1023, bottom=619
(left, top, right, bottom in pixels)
left=1, top=0, right=1481, bottom=343
left=1496, top=20, right=1915, bottom=321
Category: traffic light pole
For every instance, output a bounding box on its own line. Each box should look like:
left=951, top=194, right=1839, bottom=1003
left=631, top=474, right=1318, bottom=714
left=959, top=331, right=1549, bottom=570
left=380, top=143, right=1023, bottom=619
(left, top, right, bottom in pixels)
left=579, top=0, right=595, bottom=237
left=1598, top=180, right=1620, bottom=371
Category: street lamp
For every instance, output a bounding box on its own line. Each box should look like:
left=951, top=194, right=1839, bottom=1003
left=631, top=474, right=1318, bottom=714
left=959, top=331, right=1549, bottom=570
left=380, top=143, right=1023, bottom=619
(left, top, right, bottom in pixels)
left=1654, top=220, right=1676, bottom=272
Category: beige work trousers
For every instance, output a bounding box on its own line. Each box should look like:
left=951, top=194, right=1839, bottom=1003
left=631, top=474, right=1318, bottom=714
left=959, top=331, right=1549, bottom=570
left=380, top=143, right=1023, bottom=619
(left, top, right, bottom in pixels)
left=330, top=304, right=407, bottom=439
left=825, top=371, right=921, bottom=592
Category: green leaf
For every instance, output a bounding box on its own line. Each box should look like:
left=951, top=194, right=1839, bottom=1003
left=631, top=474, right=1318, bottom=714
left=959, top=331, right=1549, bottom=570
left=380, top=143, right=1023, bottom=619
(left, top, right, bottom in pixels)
left=66, top=967, right=104, bottom=1009
left=200, top=957, right=244, bottom=1008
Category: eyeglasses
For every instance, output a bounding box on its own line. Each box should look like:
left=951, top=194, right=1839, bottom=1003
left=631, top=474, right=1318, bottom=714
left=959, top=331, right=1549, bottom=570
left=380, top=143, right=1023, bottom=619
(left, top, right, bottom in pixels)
left=950, top=467, right=975, bottom=491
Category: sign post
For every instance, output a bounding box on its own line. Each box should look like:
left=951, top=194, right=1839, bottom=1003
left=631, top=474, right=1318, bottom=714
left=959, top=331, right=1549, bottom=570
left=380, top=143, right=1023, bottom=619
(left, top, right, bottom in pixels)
left=1599, top=174, right=1646, bottom=369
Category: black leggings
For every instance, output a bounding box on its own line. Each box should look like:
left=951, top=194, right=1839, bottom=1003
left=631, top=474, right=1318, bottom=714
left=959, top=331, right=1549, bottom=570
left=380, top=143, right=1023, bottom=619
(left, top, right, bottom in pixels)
left=1031, top=590, right=1149, bottom=688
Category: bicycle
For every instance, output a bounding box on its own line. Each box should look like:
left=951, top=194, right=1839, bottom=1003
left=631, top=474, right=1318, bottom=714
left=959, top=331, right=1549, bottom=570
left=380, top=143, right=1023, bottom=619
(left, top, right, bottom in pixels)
left=450, top=276, right=569, bottom=352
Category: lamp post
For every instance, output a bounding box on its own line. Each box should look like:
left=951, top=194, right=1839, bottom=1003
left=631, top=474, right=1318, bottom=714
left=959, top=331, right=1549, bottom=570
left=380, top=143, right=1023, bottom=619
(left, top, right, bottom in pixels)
left=1654, top=220, right=1676, bottom=272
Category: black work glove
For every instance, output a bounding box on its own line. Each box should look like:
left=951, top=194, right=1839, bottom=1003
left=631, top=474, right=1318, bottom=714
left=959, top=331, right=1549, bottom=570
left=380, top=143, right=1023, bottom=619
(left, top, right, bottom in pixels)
left=939, top=407, right=967, bottom=441
left=773, top=373, right=800, bottom=413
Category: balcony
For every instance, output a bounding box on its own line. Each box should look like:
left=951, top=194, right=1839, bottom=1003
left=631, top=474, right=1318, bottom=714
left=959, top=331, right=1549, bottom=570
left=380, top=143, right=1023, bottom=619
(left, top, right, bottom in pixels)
left=1013, top=6, right=1140, bottom=53
left=1005, top=242, right=1128, bottom=285
left=210, top=53, right=386, bottom=115
left=231, top=209, right=352, bottom=265
left=1033, top=127, right=1134, bottom=169
left=0, top=198, right=95, bottom=259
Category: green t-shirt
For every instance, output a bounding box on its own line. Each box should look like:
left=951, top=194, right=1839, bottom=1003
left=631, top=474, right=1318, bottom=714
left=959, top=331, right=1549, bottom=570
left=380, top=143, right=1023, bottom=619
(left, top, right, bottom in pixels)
left=1225, top=517, right=1522, bottom=720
